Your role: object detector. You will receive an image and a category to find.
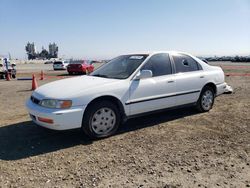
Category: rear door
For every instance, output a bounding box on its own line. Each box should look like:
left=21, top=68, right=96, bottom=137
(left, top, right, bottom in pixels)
left=128, top=53, right=176, bottom=115
left=171, top=53, right=205, bottom=106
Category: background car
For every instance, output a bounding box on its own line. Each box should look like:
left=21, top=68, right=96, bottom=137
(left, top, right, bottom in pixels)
left=53, top=60, right=69, bottom=70
left=44, top=60, right=54, bottom=64
left=67, top=60, right=94, bottom=75
left=0, top=60, right=16, bottom=79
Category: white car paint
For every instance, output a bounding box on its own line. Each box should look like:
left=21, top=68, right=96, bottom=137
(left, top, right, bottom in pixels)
left=26, top=51, right=226, bottom=130
left=53, top=60, right=69, bottom=70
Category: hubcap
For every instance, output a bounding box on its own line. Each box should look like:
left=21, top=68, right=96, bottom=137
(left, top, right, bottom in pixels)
left=201, top=90, right=214, bottom=110
left=91, top=107, right=116, bottom=135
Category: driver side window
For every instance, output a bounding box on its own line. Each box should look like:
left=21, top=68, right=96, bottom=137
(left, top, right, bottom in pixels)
left=141, top=53, right=172, bottom=77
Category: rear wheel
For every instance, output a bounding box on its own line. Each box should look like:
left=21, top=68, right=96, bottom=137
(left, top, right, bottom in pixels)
left=196, top=86, right=215, bottom=112
left=82, top=101, right=121, bottom=138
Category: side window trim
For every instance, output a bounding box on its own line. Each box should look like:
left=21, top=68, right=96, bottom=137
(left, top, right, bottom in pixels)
left=169, top=54, right=176, bottom=74
left=197, top=61, right=203, bottom=70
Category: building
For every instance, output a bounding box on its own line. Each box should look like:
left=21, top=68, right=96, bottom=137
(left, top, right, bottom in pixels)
left=25, top=42, right=59, bottom=60
left=49, top=43, right=58, bottom=58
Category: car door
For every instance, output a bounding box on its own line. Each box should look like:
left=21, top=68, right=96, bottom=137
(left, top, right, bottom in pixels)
left=171, top=53, right=206, bottom=106
left=127, top=53, right=176, bottom=115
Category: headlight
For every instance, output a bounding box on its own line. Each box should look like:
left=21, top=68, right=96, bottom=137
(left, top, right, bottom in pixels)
left=39, top=99, right=72, bottom=109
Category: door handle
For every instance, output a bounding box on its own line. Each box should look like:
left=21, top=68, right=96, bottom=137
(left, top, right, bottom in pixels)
left=167, top=80, right=174, bottom=83
left=200, top=75, right=205, bottom=78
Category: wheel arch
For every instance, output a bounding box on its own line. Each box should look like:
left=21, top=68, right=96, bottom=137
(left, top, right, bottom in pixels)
left=83, top=95, right=126, bottom=121
left=203, top=82, right=217, bottom=95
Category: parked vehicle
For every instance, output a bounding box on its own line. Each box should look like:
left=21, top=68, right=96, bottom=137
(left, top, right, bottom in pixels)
left=26, top=51, right=226, bottom=138
left=67, top=60, right=94, bottom=75
left=45, top=58, right=61, bottom=64
left=53, top=60, right=69, bottom=70
left=0, top=60, right=16, bottom=79
left=44, top=60, right=54, bottom=64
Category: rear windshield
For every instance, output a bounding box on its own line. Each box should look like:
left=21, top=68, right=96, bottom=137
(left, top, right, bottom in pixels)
left=54, top=61, right=63, bottom=65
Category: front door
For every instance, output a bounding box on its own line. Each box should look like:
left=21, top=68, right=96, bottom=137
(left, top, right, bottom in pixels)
left=127, top=53, right=176, bottom=115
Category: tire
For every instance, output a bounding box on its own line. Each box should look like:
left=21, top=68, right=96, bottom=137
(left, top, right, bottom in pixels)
left=12, top=74, right=16, bottom=79
left=82, top=100, right=121, bottom=139
left=196, top=86, right=215, bottom=112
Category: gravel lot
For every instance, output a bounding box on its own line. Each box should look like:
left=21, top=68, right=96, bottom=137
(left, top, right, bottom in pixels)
left=0, top=62, right=249, bottom=187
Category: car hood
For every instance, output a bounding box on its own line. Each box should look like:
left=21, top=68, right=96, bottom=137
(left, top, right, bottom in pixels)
left=33, top=76, right=120, bottom=99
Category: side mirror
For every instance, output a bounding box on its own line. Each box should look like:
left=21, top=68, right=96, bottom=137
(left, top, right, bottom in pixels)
left=0, top=64, right=3, bottom=67
left=11, top=64, right=16, bottom=67
left=135, top=70, right=153, bottom=80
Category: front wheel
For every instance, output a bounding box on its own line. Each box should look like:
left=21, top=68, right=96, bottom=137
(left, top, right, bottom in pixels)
left=82, top=101, right=121, bottom=138
left=196, top=86, right=215, bottom=112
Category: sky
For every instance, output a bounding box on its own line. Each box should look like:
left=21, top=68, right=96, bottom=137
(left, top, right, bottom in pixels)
left=0, top=0, right=250, bottom=59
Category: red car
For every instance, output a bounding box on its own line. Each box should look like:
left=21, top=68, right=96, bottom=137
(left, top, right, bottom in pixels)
left=67, top=60, right=94, bottom=75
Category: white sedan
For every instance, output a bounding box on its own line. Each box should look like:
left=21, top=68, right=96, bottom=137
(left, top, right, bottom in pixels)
left=53, top=60, right=69, bottom=70
left=26, top=51, right=226, bottom=138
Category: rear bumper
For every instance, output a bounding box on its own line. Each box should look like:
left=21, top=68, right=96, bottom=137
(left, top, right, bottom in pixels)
left=26, top=99, right=86, bottom=130
left=67, top=68, right=86, bottom=73
left=53, top=67, right=66, bottom=70
left=216, top=82, right=227, bottom=96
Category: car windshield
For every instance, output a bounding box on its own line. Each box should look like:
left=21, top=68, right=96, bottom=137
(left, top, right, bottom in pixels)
left=90, top=54, right=148, bottom=79
left=54, top=61, right=62, bottom=64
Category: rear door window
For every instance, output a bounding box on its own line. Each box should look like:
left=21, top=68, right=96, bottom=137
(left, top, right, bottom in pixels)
left=172, top=54, right=201, bottom=73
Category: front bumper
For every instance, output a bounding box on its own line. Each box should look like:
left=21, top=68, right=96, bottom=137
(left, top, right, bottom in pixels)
left=26, top=99, right=86, bottom=130
left=216, top=82, right=227, bottom=96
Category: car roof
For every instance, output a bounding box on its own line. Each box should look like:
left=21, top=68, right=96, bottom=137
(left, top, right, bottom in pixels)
left=121, top=51, right=193, bottom=56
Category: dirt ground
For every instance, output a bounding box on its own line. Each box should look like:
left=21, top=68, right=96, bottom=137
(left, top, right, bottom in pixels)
left=0, top=62, right=249, bottom=188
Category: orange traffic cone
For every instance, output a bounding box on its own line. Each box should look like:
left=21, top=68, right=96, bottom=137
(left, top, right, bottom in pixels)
left=32, top=74, right=38, bottom=90
left=40, top=70, right=45, bottom=80
left=6, top=72, right=11, bottom=81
